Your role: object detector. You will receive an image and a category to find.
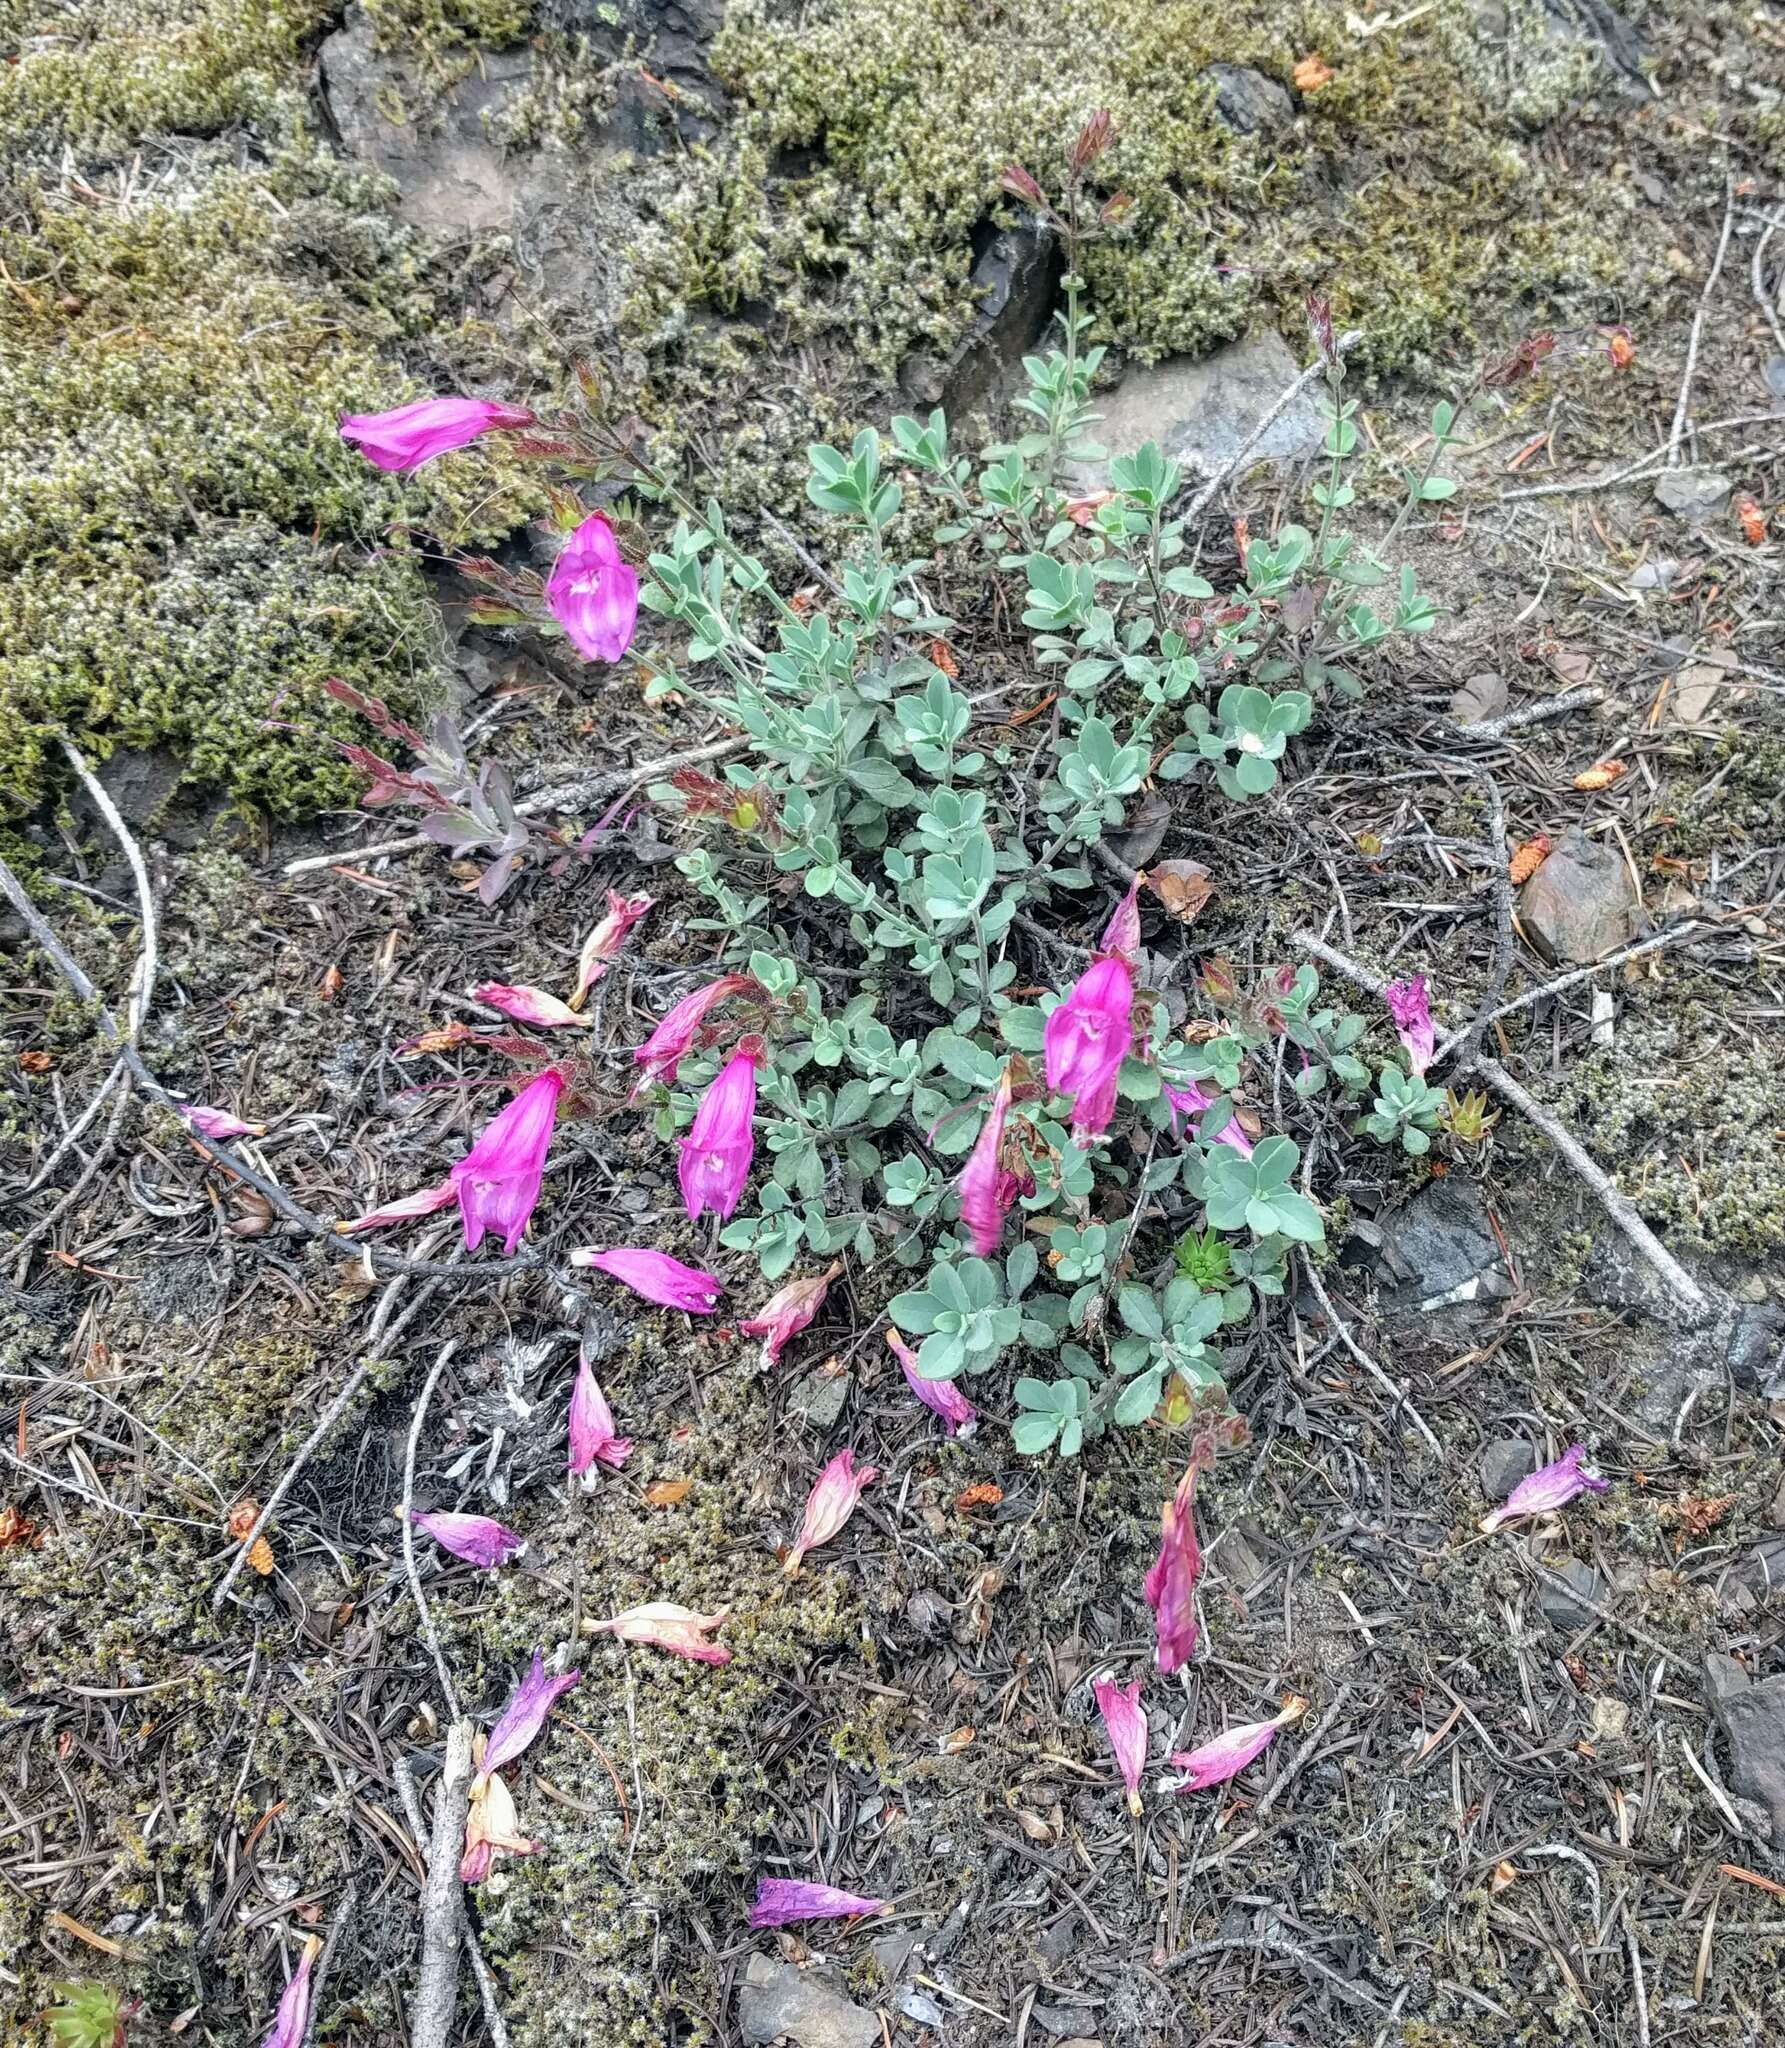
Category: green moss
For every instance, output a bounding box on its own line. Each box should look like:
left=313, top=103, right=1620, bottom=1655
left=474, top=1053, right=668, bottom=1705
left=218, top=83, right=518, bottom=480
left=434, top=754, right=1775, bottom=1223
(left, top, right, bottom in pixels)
left=363, top=0, right=530, bottom=65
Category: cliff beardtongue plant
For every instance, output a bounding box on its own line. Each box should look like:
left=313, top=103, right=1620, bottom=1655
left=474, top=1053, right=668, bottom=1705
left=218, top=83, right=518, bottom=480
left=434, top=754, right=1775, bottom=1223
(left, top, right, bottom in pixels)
left=957, top=1066, right=1031, bottom=1257
left=679, top=1046, right=760, bottom=1222
left=339, top=394, right=535, bottom=471
left=785, top=1448, right=879, bottom=1575
left=572, top=1246, right=725, bottom=1313
left=546, top=512, right=641, bottom=664
left=1480, top=1444, right=1610, bottom=1533
left=1385, top=974, right=1436, bottom=1076
left=452, top=1067, right=565, bottom=1255
left=749, top=1879, right=889, bottom=1928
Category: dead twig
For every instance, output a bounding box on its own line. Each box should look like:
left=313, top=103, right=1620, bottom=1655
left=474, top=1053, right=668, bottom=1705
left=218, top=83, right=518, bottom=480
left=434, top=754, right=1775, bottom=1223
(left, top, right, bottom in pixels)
left=1298, top=1255, right=1442, bottom=1458
left=1668, top=178, right=1737, bottom=463
left=1448, top=682, right=1606, bottom=740
left=404, top=1341, right=464, bottom=1720
left=298, top=1881, right=359, bottom=2048
left=1182, top=329, right=1362, bottom=525
left=410, top=1718, right=474, bottom=2048
left=1251, top=1681, right=1359, bottom=1821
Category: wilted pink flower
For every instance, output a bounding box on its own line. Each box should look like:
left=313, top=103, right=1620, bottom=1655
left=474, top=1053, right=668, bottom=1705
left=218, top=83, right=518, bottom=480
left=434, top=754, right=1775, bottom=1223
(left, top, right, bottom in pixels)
left=1000, top=162, right=1045, bottom=205
left=958, top=1067, right=1028, bottom=1257
left=1479, top=1444, right=1610, bottom=1533
left=631, top=973, right=756, bottom=1095
left=1044, top=955, right=1134, bottom=1140
left=460, top=1760, right=537, bottom=1885
left=1093, top=1674, right=1148, bottom=1816
left=262, top=1937, right=320, bottom=2048
left=567, top=1350, right=632, bottom=1479
left=888, top=1328, right=977, bottom=1437
left=409, top=1509, right=526, bottom=1570
left=749, top=1878, right=889, bottom=1928
left=785, top=1448, right=879, bottom=1576
left=472, top=983, right=589, bottom=1029
left=1162, top=1078, right=1254, bottom=1158
left=572, top=1246, right=725, bottom=1314
left=1100, top=876, right=1142, bottom=962
left=679, top=1049, right=759, bottom=1222
left=181, top=1103, right=266, bottom=1142
left=340, top=394, right=533, bottom=471
left=1168, top=1698, right=1308, bottom=1794
left=1385, top=975, right=1435, bottom=1076
left=546, top=512, right=640, bottom=664
left=482, top=1649, right=582, bottom=1777
left=589, top=1601, right=731, bottom=1665
left=569, top=890, right=655, bottom=1009
left=1144, top=1466, right=1202, bottom=1676
left=335, top=1177, right=458, bottom=1235
left=451, top=1068, right=564, bottom=1254
left=739, top=1261, right=840, bottom=1370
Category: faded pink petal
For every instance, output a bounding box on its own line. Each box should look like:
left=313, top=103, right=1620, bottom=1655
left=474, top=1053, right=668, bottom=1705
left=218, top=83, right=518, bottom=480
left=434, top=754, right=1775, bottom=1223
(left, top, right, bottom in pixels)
left=459, top=1763, right=538, bottom=1885
left=678, top=1050, right=758, bottom=1222
left=1092, top=1674, right=1148, bottom=1815
left=410, top=1509, right=526, bottom=1570
left=888, top=1328, right=977, bottom=1437
left=589, top=1601, right=731, bottom=1665
left=451, top=1068, right=564, bottom=1254
left=335, top=1177, right=458, bottom=1235
left=481, top=1649, right=582, bottom=1777
left=630, top=974, right=756, bottom=1096
left=262, top=1938, right=318, bottom=2048
left=572, top=1246, right=725, bottom=1314
left=1100, top=876, right=1142, bottom=962
left=739, top=1262, right=840, bottom=1370
left=1143, top=1466, right=1202, bottom=1676
left=569, top=890, right=655, bottom=1008
left=958, top=1068, right=1027, bottom=1257
left=1385, top=975, right=1435, bottom=1076
left=749, top=1878, right=888, bottom=1928
left=546, top=513, right=641, bottom=663
left=181, top=1103, right=265, bottom=1142
left=785, top=1448, right=879, bottom=1576
left=1479, top=1443, right=1610, bottom=1533
left=340, top=394, right=533, bottom=471
left=1162, top=1078, right=1254, bottom=1158
left=472, top=982, right=589, bottom=1029
left=1044, top=955, right=1133, bottom=1136
left=1168, top=1699, right=1307, bottom=1793
left=567, top=1350, right=632, bottom=1480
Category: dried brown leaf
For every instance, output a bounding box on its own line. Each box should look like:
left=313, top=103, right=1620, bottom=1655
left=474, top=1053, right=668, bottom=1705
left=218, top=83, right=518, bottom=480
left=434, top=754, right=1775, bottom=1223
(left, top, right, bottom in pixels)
left=1147, top=859, right=1214, bottom=923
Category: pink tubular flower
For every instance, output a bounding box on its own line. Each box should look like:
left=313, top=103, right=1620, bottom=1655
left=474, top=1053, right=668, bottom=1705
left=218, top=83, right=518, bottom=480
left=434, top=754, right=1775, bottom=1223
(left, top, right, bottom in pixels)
left=262, top=1937, right=320, bottom=2048
left=785, top=1448, right=879, bottom=1576
left=569, top=890, right=655, bottom=1009
left=567, top=1350, right=632, bottom=1479
left=1479, top=1444, right=1610, bottom=1533
left=460, top=1762, right=538, bottom=1885
left=678, top=1050, right=759, bottom=1222
left=339, top=394, right=533, bottom=471
left=1162, top=1078, right=1254, bottom=1158
left=482, top=1649, right=582, bottom=1777
left=1168, top=1698, right=1308, bottom=1794
left=410, top=1509, right=526, bottom=1570
left=571, top=1246, right=725, bottom=1314
left=1044, top=955, right=1134, bottom=1140
left=546, top=512, right=641, bottom=663
left=749, top=1878, right=889, bottom=1928
left=335, top=1177, right=458, bottom=1236
left=1100, top=876, right=1142, bottom=962
left=958, top=1067, right=1029, bottom=1257
left=1385, top=974, right=1435, bottom=1076
left=472, top=983, right=589, bottom=1029
left=739, top=1261, right=840, bottom=1370
left=589, top=1601, right=731, bottom=1665
left=181, top=1103, right=265, bottom=1142
left=1144, top=1466, right=1203, bottom=1676
left=631, top=974, right=755, bottom=1095
left=1093, top=1674, right=1149, bottom=1816
left=888, top=1328, right=977, bottom=1438
left=451, top=1068, right=564, bottom=1255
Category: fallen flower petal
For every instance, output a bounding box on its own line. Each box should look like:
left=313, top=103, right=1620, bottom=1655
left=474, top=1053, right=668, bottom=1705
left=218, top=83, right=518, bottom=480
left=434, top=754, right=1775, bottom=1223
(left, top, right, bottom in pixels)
left=889, top=1328, right=977, bottom=1437
left=567, top=1349, right=632, bottom=1480
left=262, top=1936, right=320, bottom=2048
left=1161, top=1078, right=1254, bottom=1158
left=679, top=1049, right=759, bottom=1222
left=451, top=1067, right=565, bottom=1255
left=409, top=1510, right=526, bottom=1570
left=1480, top=1444, right=1610, bottom=1533
left=569, top=890, right=656, bottom=1009
left=739, top=1261, right=840, bottom=1370
left=1168, top=1697, right=1308, bottom=1793
left=1093, top=1673, right=1149, bottom=1816
left=181, top=1103, right=266, bottom=1142
left=472, top=983, right=589, bottom=1029
left=481, top=1648, right=582, bottom=1777
left=335, top=1177, right=458, bottom=1235
left=589, top=1601, right=731, bottom=1665
left=572, top=1245, right=725, bottom=1314
left=1385, top=974, right=1435, bottom=1077
left=785, top=1447, right=879, bottom=1576
left=340, top=394, right=533, bottom=471
left=546, top=512, right=641, bottom=664
left=630, top=973, right=756, bottom=1093
left=1144, top=1465, right=1202, bottom=1676
left=749, top=1877, right=889, bottom=1928
left=460, top=1762, right=539, bottom=1885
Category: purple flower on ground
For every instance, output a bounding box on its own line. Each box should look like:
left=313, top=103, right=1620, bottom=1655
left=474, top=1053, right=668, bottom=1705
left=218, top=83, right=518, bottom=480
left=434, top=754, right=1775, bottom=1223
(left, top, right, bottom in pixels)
left=589, top=1602, right=731, bottom=1664
left=262, top=1938, right=319, bottom=2048
left=546, top=512, right=640, bottom=663
left=1161, top=1078, right=1254, bottom=1158
left=567, top=1350, right=632, bottom=1479
left=1168, top=1699, right=1307, bottom=1793
left=181, top=1103, right=265, bottom=1142
left=888, top=1329, right=977, bottom=1437
left=335, top=1178, right=458, bottom=1235
left=1144, top=1466, right=1202, bottom=1676
left=339, top=394, right=533, bottom=471
left=749, top=1878, right=888, bottom=1928
left=410, top=1510, right=526, bottom=1570
left=481, top=1649, right=581, bottom=1777
left=1093, top=1674, right=1148, bottom=1816
left=571, top=1246, right=725, bottom=1314
left=451, top=1068, right=564, bottom=1255
left=678, top=1050, right=759, bottom=1222
left=569, top=890, right=655, bottom=1008
left=1479, top=1444, right=1610, bottom=1533
left=1385, top=974, right=1435, bottom=1076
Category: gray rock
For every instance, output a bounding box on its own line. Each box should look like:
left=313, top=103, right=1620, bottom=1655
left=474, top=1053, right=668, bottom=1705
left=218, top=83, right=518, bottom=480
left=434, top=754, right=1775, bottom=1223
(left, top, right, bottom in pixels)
left=1376, top=1178, right=1512, bottom=1315
left=1766, top=356, right=1785, bottom=405
left=1653, top=467, right=1734, bottom=525
left=1203, top=63, right=1295, bottom=137
left=1700, top=1652, right=1749, bottom=1712
left=895, top=1990, right=946, bottom=2029
left=1519, top=830, right=1638, bottom=964
left=1726, top=1304, right=1785, bottom=1398
left=737, top=1956, right=880, bottom=2048
left=1073, top=329, right=1326, bottom=493
left=870, top=1928, right=919, bottom=1980
left=1480, top=1438, right=1537, bottom=1501
left=1538, top=1557, right=1605, bottom=1630
left=788, top=1367, right=850, bottom=1431
left=906, top=221, right=1060, bottom=417
left=1708, top=1667, right=1785, bottom=1840
left=1031, top=2003, right=1102, bottom=2040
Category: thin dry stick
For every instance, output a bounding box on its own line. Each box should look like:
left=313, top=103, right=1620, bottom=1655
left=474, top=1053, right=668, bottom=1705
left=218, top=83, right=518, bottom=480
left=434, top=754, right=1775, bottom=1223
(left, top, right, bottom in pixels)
left=1498, top=410, right=1781, bottom=501
left=1299, top=1255, right=1442, bottom=1459
left=1448, top=683, right=1605, bottom=739
left=410, top=1717, right=474, bottom=2048
left=298, top=1881, right=360, bottom=2048
left=62, top=739, right=159, bottom=1038
left=1450, top=775, right=1513, bottom=1071
left=395, top=1754, right=513, bottom=2048
left=404, top=1341, right=463, bottom=1720
left=1182, top=329, right=1362, bottom=524
left=1668, top=179, right=1738, bottom=462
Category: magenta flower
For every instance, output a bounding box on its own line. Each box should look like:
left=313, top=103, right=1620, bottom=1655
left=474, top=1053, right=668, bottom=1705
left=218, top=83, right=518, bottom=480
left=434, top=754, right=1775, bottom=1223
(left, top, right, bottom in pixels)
left=1092, top=1674, right=1149, bottom=1816
left=567, top=1351, right=632, bottom=1479
left=472, top=982, right=589, bottom=1029
left=451, top=1068, right=564, bottom=1254
left=569, top=890, right=655, bottom=1009
left=1479, top=1444, right=1610, bottom=1533
left=546, top=512, right=641, bottom=663
left=631, top=973, right=755, bottom=1095
left=1100, top=876, right=1143, bottom=962
left=572, top=1246, right=725, bottom=1314
left=409, top=1509, right=526, bottom=1570
left=482, top=1649, right=582, bottom=1777
left=589, top=1601, right=731, bottom=1665
left=1044, top=955, right=1134, bottom=1140
left=1143, top=1466, right=1202, bottom=1676
left=738, top=1261, right=840, bottom=1370
left=262, top=1937, right=319, bottom=2048
left=1168, top=1698, right=1307, bottom=1794
left=785, top=1448, right=879, bottom=1576
left=181, top=1103, right=266, bottom=1142
left=888, top=1328, right=977, bottom=1437
left=1162, top=1078, right=1254, bottom=1158
left=339, top=394, right=533, bottom=471
left=1385, top=975, right=1435, bottom=1076
left=335, top=1177, right=458, bottom=1235
left=957, top=1067, right=1031, bottom=1256
left=749, top=1878, right=889, bottom=1928
left=678, top=1050, right=759, bottom=1222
